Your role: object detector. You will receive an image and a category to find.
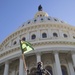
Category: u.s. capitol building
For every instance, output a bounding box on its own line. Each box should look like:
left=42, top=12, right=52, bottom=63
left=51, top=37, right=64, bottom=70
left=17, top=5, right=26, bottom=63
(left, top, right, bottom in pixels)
left=0, top=5, right=75, bottom=75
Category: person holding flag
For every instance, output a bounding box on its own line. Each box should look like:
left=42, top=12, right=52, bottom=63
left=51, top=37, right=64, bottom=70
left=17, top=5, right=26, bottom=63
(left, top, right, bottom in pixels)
left=36, top=62, right=51, bottom=75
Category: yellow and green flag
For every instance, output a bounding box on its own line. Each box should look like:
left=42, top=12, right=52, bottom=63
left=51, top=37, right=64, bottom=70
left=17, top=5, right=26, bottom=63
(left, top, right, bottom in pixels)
left=20, top=40, right=34, bottom=54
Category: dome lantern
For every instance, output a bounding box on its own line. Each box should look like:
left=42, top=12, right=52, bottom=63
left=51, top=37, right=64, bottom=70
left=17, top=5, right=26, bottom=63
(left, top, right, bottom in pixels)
left=34, top=5, right=49, bottom=18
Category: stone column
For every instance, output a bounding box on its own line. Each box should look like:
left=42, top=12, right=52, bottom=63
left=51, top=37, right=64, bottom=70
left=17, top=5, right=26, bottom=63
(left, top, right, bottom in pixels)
left=71, top=53, right=75, bottom=72
left=72, top=53, right=75, bottom=67
left=36, top=53, right=41, bottom=63
left=19, top=56, right=24, bottom=75
left=68, top=62, right=75, bottom=75
left=3, top=61, right=9, bottom=75
left=54, top=52, right=62, bottom=75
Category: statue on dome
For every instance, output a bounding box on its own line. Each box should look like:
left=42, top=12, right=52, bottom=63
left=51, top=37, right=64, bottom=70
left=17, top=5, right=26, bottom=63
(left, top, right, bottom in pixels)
left=38, top=5, right=43, bottom=11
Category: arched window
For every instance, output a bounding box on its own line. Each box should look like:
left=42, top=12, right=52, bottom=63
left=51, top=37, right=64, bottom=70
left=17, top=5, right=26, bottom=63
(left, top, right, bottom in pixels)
left=42, top=33, right=47, bottom=38
left=54, top=18, right=57, bottom=21
left=40, top=14, right=42, bottom=17
left=73, top=36, right=75, bottom=39
left=30, top=67, right=37, bottom=75
left=63, top=34, right=68, bottom=38
left=48, top=18, right=50, bottom=20
left=41, top=18, right=44, bottom=22
left=41, top=18, right=43, bottom=20
left=45, top=66, right=53, bottom=75
left=34, top=19, right=37, bottom=22
left=61, top=65, right=68, bottom=75
left=53, top=32, right=58, bottom=37
left=13, top=41, right=17, bottom=45
left=28, top=21, right=30, bottom=24
left=31, top=34, right=36, bottom=40
left=22, top=37, right=26, bottom=41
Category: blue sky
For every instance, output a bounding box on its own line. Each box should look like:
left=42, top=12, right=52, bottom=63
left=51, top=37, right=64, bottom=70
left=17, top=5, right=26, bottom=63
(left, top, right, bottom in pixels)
left=0, top=0, right=75, bottom=43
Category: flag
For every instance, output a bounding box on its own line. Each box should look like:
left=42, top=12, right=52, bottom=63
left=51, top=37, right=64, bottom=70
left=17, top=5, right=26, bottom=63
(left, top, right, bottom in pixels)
left=20, top=40, right=34, bottom=54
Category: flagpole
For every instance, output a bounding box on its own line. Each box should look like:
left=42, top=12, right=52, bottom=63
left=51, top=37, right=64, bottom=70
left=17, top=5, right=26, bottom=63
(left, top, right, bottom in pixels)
left=22, top=53, right=27, bottom=75
left=20, top=40, right=34, bottom=75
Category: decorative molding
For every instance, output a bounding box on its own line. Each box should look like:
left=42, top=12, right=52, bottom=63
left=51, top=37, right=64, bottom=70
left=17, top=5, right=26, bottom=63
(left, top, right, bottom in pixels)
left=0, top=40, right=75, bottom=63
left=1, top=23, right=75, bottom=47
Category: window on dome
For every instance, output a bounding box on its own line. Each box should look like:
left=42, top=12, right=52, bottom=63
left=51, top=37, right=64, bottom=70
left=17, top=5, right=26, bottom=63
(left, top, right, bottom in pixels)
left=22, top=24, right=24, bottom=27
left=48, top=18, right=50, bottom=20
left=61, top=65, right=68, bottom=75
left=53, top=32, right=58, bottom=37
left=13, top=41, right=17, bottom=45
left=63, top=34, right=68, bottom=38
left=22, top=37, right=26, bottom=41
left=34, top=19, right=37, bottom=22
left=37, top=15, right=39, bottom=17
left=73, top=36, right=75, bottom=39
left=40, top=14, right=42, bottom=17
left=28, top=21, right=30, bottom=24
left=41, top=18, right=43, bottom=21
left=31, top=34, right=36, bottom=40
left=54, top=18, right=57, bottom=21
left=42, top=33, right=47, bottom=38
left=45, top=66, right=53, bottom=75
left=61, top=21, right=64, bottom=23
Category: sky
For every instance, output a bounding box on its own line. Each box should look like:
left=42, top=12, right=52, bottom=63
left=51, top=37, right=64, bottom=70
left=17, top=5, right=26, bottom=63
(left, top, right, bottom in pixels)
left=0, top=0, right=75, bottom=43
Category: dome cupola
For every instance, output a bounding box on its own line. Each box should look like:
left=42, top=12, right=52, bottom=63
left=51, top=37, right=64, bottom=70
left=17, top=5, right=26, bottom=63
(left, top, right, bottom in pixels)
left=34, top=5, right=49, bottom=18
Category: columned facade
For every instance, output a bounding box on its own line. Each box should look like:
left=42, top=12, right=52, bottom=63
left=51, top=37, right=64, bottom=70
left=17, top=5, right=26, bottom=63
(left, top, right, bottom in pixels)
left=0, top=52, right=75, bottom=75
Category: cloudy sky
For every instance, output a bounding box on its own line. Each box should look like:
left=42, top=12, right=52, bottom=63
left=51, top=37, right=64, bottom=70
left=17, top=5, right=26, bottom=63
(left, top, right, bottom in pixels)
left=0, top=0, right=75, bottom=43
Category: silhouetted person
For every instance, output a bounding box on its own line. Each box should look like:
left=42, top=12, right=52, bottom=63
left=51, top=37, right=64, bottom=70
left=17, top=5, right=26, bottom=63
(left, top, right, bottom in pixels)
left=36, top=62, right=51, bottom=75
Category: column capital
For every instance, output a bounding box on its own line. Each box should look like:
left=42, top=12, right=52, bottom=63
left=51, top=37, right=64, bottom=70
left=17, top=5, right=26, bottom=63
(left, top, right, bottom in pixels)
left=53, top=51, right=59, bottom=55
left=36, top=52, right=41, bottom=55
left=5, top=61, right=9, bottom=64
left=71, top=51, right=75, bottom=55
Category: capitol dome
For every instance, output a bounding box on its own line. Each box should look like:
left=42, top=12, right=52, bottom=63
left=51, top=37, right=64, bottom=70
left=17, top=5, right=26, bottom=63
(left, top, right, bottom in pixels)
left=0, top=5, right=75, bottom=75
